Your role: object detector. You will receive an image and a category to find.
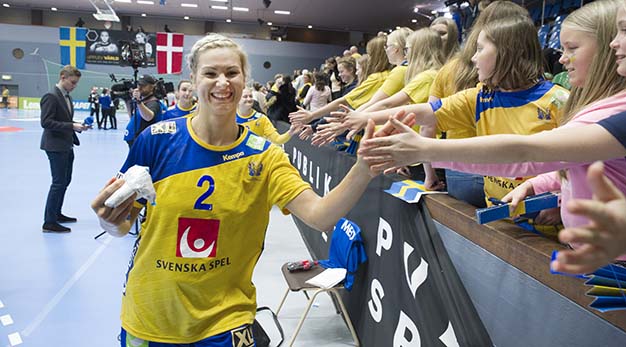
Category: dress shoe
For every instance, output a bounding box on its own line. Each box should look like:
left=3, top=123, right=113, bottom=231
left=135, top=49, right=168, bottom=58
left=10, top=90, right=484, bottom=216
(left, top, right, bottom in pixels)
left=42, top=223, right=71, bottom=233
left=58, top=214, right=77, bottom=223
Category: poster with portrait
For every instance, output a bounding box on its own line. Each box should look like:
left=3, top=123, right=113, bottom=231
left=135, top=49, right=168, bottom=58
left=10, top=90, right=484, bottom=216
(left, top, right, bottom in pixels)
left=85, top=28, right=156, bottom=66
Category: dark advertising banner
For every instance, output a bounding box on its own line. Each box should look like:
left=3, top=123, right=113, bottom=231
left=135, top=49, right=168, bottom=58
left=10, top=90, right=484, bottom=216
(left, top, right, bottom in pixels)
left=278, top=122, right=491, bottom=346
left=85, top=28, right=156, bottom=66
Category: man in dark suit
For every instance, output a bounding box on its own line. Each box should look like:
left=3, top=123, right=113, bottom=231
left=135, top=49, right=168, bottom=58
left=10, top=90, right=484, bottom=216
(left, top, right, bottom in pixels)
left=40, top=65, right=89, bottom=233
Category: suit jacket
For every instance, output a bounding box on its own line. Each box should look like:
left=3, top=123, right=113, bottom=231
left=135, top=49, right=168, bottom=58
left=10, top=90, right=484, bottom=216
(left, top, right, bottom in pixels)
left=40, top=86, right=80, bottom=151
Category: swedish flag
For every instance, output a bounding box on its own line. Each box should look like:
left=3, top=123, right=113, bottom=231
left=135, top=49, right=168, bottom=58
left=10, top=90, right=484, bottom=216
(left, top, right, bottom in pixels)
left=59, top=27, right=87, bottom=69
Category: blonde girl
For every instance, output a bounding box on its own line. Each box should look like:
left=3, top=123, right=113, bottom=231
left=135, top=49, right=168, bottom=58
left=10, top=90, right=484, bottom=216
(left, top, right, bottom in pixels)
left=430, top=17, right=460, bottom=61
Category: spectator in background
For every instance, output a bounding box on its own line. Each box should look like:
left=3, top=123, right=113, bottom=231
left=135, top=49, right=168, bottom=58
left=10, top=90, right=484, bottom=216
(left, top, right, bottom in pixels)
left=430, top=17, right=460, bottom=61
left=296, top=72, right=312, bottom=106
left=266, top=75, right=297, bottom=123
left=343, top=49, right=352, bottom=57
left=350, top=45, right=362, bottom=59
left=461, top=0, right=482, bottom=33
left=356, top=54, right=369, bottom=85
left=338, top=57, right=358, bottom=96
left=303, top=72, right=332, bottom=111
left=99, top=88, right=112, bottom=130
left=293, top=68, right=308, bottom=91
left=324, top=57, right=343, bottom=100
left=252, top=82, right=267, bottom=113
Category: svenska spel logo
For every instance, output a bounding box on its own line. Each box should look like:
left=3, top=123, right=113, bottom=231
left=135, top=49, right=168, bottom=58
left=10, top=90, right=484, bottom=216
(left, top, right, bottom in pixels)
left=176, top=218, right=220, bottom=258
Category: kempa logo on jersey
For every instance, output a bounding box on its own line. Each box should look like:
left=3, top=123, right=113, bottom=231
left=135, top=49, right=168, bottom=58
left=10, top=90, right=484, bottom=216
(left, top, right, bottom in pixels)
left=222, top=151, right=245, bottom=162
left=176, top=217, right=220, bottom=258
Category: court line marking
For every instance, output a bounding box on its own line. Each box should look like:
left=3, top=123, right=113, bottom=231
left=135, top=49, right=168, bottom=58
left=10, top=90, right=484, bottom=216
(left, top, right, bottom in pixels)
left=20, top=235, right=113, bottom=338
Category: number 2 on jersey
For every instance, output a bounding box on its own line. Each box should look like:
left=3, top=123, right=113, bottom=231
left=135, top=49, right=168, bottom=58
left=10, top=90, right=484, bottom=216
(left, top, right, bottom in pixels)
left=194, top=175, right=215, bottom=210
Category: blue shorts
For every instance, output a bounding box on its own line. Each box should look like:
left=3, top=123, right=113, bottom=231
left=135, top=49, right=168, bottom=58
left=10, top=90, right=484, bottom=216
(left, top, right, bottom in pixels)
left=120, top=325, right=256, bottom=347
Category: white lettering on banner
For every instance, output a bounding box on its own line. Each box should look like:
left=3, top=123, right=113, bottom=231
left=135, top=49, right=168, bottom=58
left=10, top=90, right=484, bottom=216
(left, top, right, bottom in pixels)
left=22, top=100, right=40, bottom=110
left=323, top=173, right=332, bottom=196
left=439, top=321, right=460, bottom=347
left=394, top=311, right=421, bottom=347
left=376, top=217, right=393, bottom=256
left=404, top=242, right=428, bottom=299
left=314, top=165, right=319, bottom=189
left=303, top=155, right=308, bottom=176
left=367, top=278, right=385, bottom=323
left=291, top=146, right=333, bottom=195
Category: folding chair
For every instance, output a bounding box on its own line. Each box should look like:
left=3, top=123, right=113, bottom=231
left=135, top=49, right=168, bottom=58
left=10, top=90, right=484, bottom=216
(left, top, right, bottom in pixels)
left=275, top=218, right=366, bottom=346
left=275, top=263, right=359, bottom=346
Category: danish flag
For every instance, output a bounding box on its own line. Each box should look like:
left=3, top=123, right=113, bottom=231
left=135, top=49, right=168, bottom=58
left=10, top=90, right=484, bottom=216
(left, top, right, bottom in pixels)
left=156, top=32, right=184, bottom=74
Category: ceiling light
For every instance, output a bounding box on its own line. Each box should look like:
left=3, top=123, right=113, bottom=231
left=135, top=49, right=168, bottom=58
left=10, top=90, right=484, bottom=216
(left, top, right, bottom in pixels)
left=2, top=3, right=9, bottom=8
left=431, top=10, right=437, bottom=14
left=395, top=26, right=400, bottom=30
left=184, top=16, right=190, bottom=20
left=233, top=7, right=248, bottom=12
left=181, top=3, right=198, bottom=8
left=307, top=25, right=312, bottom=29
left=210, top=0, right=228, bottom=2
left=114, top=0, right=131, bottom=3
left=267, top=22, right=273, bottom=26
left=136, top=0, right=154, bottom=4
left=414, top=7, right=419, bottom=13
left=274, top=10, right=290, bottom=15
left=226, top=19, right=232, bottom=23
left=51, top=7, right=57, bottom=11
left=211, top=5, right=228, bottom=10
left=141, top=13, right=147, bottom=17
left=411, top=19, right=417, bottom=23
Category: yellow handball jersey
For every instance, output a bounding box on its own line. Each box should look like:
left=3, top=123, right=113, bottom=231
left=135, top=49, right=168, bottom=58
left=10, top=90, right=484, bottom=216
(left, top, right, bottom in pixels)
left=236, top=109, right=291, bottom=145
left=344, top=70, right=390, bottom=109
left=430, top=81, right=569, bottom=202
left=118, top=117, right=310, bottom=343
left=379, top=64, right=408, bottom=97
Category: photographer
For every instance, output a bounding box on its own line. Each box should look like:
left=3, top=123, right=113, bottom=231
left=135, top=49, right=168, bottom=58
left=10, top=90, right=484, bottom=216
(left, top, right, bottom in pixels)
left=123, top=75, right=162, bottom=148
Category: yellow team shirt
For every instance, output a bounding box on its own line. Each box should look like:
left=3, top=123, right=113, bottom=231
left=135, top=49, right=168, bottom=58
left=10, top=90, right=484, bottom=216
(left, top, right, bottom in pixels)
left=403, top=69, right=438, bottom=104
left=428, top=58, right=476, bottom=139
left=237, top=109, right=291, bottom=145
left=344, top=70, right=390, bottom=109
left=429, top=58, right=459, bottom=99
left=431, top=81, right=569, bottom=202
left=379, top=64, right=408, bottom=97
left=119, top=117, right=310, bottom=343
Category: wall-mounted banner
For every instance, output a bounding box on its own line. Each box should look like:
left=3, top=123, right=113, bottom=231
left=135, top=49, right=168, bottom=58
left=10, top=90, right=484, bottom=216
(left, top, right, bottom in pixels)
left=85, top=29, right=156, bottom=66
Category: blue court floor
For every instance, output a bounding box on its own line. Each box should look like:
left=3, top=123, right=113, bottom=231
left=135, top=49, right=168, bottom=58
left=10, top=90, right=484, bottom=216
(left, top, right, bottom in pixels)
left=0, top=108, right=353, bottom=346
